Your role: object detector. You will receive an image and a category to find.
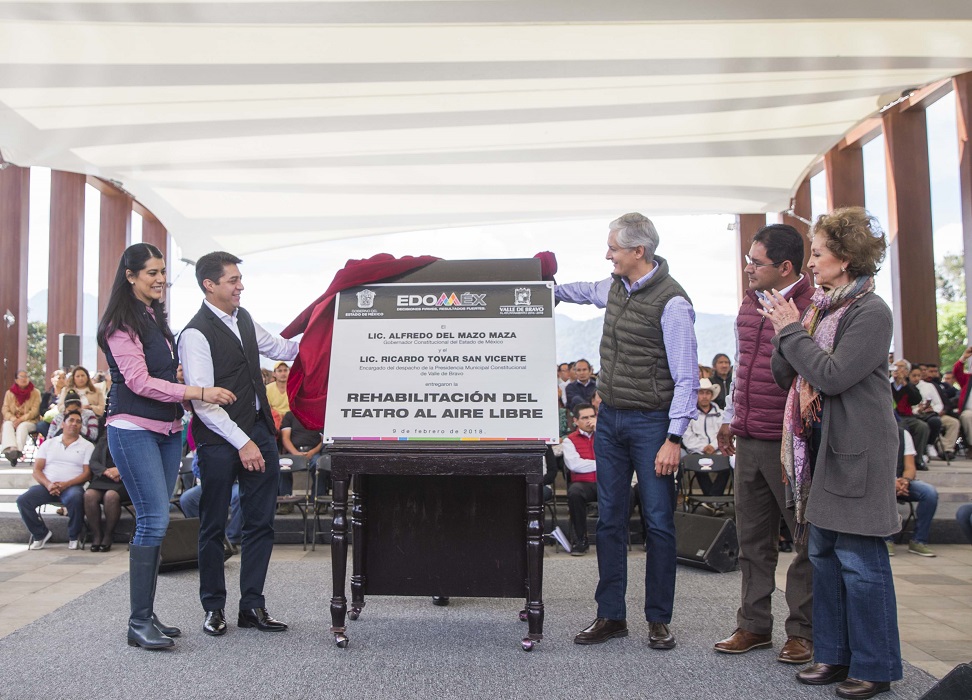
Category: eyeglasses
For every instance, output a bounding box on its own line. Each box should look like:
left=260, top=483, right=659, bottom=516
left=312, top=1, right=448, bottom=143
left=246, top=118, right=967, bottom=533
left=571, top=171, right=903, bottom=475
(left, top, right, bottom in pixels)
left=744, top=255, right=783, bottom=269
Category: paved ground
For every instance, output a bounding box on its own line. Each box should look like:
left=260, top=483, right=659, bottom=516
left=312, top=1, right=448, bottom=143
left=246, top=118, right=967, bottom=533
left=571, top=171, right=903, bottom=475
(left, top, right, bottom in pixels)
left=1, top=542, right=970, bottom=679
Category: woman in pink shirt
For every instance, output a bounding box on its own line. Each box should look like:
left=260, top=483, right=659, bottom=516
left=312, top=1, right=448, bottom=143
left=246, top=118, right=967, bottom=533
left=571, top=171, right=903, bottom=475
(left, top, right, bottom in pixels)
left=97, top=243, right=235, bottom=651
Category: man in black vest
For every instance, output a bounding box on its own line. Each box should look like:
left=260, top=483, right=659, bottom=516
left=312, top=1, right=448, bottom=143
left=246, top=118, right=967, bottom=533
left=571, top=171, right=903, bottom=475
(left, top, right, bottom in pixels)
left=179, top=251, right=299, bottom=637
left=556, top=213, right=699, bottom=651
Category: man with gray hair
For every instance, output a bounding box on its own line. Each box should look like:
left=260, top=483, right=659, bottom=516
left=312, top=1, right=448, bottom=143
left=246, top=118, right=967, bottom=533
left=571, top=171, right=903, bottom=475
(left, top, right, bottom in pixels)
left=556, top=212, right=699, bottom=650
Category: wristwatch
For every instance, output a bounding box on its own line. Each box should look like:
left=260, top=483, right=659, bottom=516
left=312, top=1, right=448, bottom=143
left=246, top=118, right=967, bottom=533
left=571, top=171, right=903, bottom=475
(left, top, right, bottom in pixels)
left=667, top=433, right=682, bottom=445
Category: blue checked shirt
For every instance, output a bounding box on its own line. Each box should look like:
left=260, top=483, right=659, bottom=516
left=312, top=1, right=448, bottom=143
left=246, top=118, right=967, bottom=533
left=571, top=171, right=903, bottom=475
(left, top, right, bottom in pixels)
left=555, top=268, right=700, bottom=436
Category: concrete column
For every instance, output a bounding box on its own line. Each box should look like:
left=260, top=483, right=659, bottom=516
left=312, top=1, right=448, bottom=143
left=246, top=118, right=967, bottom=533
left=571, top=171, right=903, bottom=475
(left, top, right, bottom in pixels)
left=735, top=213, right=765, bottom=304
left=47, top=171, right=86, bottom=373
left=0, top=164, right=30, bottom=388
left=781, top=178, right=813, bottom=279
left=97, top=184, right=132, bottom=369
left=824, top=144, right=866, bottom=210
left=955, top=73, right=972, bottom=353
left=882, top=106, right=938, bottom=364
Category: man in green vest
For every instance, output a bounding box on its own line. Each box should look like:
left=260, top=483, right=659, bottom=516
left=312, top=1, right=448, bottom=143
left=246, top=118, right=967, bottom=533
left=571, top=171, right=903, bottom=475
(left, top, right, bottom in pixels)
left=556, top=212, right=699, bottom=650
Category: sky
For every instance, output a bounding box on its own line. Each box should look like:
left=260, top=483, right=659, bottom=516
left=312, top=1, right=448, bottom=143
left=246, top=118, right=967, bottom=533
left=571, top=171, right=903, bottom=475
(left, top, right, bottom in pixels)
left=23, top=92, right=967, bottom=369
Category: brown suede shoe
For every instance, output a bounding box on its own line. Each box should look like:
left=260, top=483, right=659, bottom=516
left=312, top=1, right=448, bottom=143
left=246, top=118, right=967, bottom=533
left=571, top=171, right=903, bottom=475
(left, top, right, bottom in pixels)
left=573, top=618, right=628, bottom=645
left=796, top=663, right=850, bottom=685
left=713, top=628, right=772, bottom=654
left=835, top=679, right=891, bottom=699
left=777, top=635, right=813, bottom=664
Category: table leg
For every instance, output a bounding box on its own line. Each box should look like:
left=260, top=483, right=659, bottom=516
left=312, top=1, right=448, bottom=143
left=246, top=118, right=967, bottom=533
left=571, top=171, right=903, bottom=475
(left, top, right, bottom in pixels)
left=349, top=474, right=367, bottom=620
left=329, top=476, right=349, bottom=647
left=522, top=479, right=545, bottom=651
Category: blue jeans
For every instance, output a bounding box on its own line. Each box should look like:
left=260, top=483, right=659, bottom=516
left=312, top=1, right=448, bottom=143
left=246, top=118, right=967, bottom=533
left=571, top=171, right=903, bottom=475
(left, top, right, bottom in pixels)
left=809, top=524, right=902, bottom=682
left=593, top=404, right=676, bottom=622
left=899, top=480, right=938, bottom=545
left=180, top=483, right=242, bottom=544
left=17, top=484, right=85, bottom=540
left=957, top=504, right=972, bottom=546
left=108, top=426, right=182, bottom=547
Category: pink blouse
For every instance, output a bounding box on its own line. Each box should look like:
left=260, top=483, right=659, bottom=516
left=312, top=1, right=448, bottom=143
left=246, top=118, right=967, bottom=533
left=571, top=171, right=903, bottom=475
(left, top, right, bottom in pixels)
left=105, top=325, right=186, bottom=435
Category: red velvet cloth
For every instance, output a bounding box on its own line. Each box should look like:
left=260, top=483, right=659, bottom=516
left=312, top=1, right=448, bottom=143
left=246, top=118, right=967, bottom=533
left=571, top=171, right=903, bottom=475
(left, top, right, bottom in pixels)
left=283, top=251, right=558, bottom=431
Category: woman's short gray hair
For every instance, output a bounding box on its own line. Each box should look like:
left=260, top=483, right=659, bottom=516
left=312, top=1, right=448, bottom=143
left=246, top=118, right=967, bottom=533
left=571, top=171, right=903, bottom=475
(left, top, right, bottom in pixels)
left=609, top=213, right=659, bottom=260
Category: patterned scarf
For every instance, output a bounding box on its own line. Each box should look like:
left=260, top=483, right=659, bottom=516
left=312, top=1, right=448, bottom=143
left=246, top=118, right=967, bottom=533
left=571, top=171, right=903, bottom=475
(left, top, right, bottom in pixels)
left=781, top=275, right=874, bottom=543
left=9, top=380, right=34, bottom=405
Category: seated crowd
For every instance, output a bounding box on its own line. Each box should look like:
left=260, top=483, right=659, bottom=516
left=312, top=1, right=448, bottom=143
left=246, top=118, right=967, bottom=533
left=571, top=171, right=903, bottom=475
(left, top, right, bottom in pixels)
left=12, top=359, right=330, bottom=551
left=9, top=344, right=972, bottom=556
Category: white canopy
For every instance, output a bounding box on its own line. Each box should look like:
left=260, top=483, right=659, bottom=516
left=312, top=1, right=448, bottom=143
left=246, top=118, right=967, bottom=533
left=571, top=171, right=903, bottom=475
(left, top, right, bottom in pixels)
left=2, top=2, right=972, bottom=258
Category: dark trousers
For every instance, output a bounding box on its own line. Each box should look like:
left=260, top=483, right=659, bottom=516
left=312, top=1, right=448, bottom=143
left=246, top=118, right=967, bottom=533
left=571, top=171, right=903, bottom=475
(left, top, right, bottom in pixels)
left=567, top=480, right=597, bottom=543
left=733, top=436, right=813, bottom=638
left=196, top=420, right=280, bottom=611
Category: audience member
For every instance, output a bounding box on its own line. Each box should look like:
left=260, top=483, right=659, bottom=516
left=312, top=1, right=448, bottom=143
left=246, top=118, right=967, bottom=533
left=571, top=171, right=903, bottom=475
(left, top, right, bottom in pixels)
left=58, top=365, right=105, bottom=417
left=2, top=369, right=41, bottom=466
left=698, top=365, right=714, bottom=379
left=279, top=410, right=326, bottom=500
left=711, top=353, right=733, bottom=409
left=564, top=359, right=597, bottom=411
left=84, top=434, right=128, bottom=552
left=261, top=367, right=274, bottom=385
left=16, top=411, right=93, bottom=550
left=562, top=403, right=597, bottom=555
left=910, top=366, right=958, bottom=459
left=891, top=360, right=930, bottom=469
left=683, top=378, right=730, bottom=508
left=907, top=366, right=944, bottom=459
left=48, top=390, right=100, bottom=442
left=557, top=363, right=571, bottom=406
left=923, top=364, right=958, bottom=416
left=36, top=369, right=68, bottom=439
left=954, top=347, right=972, bottom=450
left=957, top=503, right=972, bottom=547
left=265, top=361, right=291, bottom=417
left=886, top=428, right=937, bottom=558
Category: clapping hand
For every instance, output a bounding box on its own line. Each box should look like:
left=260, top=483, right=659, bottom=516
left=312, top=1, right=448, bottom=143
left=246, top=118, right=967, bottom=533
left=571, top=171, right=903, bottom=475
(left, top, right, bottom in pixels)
left=756, top=288, right=800, bottom=333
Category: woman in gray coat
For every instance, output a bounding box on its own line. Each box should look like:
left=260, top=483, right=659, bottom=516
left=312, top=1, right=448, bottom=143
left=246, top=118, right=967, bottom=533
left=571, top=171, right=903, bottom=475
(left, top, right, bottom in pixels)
left=760, top=207, right=900, bottom=700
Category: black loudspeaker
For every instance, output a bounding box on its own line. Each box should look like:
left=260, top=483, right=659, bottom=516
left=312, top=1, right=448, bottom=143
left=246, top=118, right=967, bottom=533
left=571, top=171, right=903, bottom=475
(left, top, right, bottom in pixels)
left=159, top=517, right=200, bottom=573
left=58, top=333, right=80, bottom=369
left=919, top=663, right=972, bottom=700
left=673, top=511, right=739, bottom=573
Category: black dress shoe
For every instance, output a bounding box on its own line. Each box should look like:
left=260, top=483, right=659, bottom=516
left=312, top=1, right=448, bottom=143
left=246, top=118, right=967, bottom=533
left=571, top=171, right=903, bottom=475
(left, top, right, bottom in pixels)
left=836, top=679, right=891, bottom=699
left=648, top=622, right=676, bottom=650
left=796, top=663, right=850, bottom=685
left=574, top=618, right=628, bottom=645
left=432, top=596, right=450, bottom=606
left=89, top=544, right=103, bottom=553
left=203, top=609, right=227, bottom=636
left=238, top=607, right=288, bottom=631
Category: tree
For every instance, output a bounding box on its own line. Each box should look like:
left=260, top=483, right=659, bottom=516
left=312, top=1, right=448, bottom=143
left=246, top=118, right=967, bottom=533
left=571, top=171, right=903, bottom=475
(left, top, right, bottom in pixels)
left=26, top=321, right=46, bottom=386
left=937, top=301, right=967, bottom=367
left=935, top=253, right=965, bottom=302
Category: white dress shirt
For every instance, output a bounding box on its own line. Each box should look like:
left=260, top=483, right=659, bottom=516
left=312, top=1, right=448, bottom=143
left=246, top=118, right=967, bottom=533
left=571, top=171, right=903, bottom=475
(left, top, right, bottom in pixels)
left=562, top=430, right=597, bottom=475
left=179, top=300, right=298, bottom=450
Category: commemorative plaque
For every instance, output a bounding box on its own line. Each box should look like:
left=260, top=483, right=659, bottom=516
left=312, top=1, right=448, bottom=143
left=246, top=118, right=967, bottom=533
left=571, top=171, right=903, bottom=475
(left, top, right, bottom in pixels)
left=324, top=281, right=558, bottom=442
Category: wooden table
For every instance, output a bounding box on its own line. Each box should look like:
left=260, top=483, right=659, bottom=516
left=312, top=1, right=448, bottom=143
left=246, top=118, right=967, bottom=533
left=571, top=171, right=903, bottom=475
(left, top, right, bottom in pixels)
left=328, top=440, right=547, bottom=650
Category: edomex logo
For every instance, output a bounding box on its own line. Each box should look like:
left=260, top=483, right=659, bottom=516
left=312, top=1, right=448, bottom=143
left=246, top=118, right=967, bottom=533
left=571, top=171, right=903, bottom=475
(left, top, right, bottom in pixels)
left=396, top=292, right=487, bottom=308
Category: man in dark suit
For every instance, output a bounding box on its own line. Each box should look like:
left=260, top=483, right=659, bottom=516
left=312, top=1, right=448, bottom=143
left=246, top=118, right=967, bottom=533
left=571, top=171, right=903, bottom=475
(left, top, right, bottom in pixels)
left=179, top=251, right=299, bottom=637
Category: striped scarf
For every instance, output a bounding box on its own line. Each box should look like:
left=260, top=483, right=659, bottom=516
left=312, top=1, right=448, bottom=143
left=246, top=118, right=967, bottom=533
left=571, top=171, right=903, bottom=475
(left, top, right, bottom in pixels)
left=781, top=275, right=874, bottom=543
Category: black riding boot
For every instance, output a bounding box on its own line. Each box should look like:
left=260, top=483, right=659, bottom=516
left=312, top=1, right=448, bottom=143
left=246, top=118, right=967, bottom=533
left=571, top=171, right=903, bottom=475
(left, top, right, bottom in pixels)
left=150, top=549, right=181, bottom=637
left=127, top=545, right=174, bottom=649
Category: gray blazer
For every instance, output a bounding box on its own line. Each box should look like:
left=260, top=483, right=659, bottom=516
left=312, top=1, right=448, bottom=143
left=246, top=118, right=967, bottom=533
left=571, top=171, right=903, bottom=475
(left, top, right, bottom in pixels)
left=771, top=292, right=900, bottom=538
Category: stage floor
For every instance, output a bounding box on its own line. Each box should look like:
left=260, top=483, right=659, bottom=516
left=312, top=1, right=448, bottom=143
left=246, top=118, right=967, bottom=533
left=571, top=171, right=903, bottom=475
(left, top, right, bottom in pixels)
left=0, top=543, right=968, bottom=698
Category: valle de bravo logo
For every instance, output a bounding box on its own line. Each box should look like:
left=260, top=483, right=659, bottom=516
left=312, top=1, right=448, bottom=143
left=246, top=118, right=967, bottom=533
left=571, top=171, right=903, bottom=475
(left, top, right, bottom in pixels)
left=514, top=287, right=531, bottom=305
left=396, top=292, right=488, bottom=308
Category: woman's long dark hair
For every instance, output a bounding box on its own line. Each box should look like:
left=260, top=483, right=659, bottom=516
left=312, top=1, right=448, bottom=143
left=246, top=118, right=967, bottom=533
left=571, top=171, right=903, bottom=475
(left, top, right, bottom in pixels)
left=96, top=243, right=176, bottom=352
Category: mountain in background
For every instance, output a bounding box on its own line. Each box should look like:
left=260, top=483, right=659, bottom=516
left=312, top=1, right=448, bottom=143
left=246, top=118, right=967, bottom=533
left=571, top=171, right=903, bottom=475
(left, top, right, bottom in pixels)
left=554, top=311, right=736, bottom=370
left=28, top=291, right=736, bottom=372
